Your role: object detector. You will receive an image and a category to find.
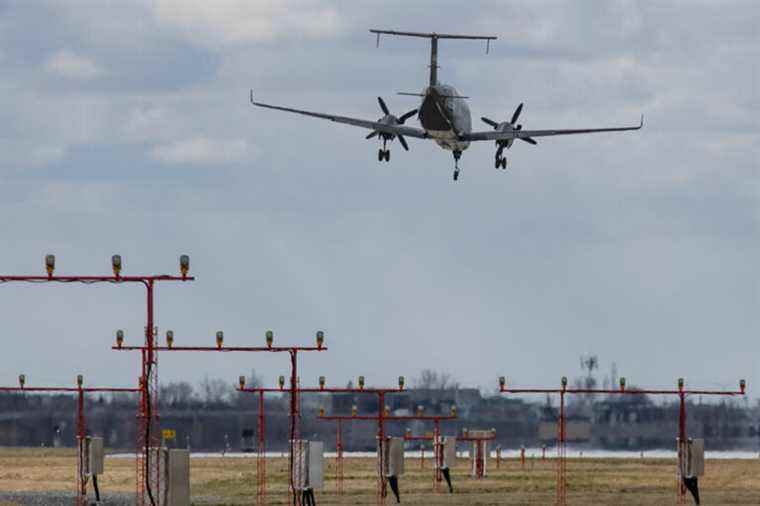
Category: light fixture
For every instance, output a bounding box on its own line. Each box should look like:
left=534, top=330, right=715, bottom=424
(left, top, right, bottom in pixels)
left=216, top=331, right=224, bottom=349
left=77, top=375, right=84, bottom=388
left=319, top=376, right=326, bottom=390
left=18, top=374, right=25, bottom=388
left=166, top=330, right=174, bottom=348
left=740, top=379, right=746, bottom=394
left=319, top=406, right=325, bottom=417
left=179, top=255, right=190, bottom=278
left=45, top=255, right=55, bottom=277
left=266, top=330, right=274, bottom=348
left=351, top=405, right=358, bottom=417
left=278, top=376, right=285, bottom=390
left=116, top=330, right=124, bottom=348
left=498, top=376, right=506, bottom=390
left=384, top=405, right=390, bottom=416
left=111, top=255, right=122, bottom=277
left=451, top=405, right=457, bottom=416
left=678, top=377, right=684, bottom=390
left=358, top=376, right=365, bottom=390
left=316, top=331, right=324, bottom=349
left=398, top=376, right=405, bottom=390
left=416, top=405, right=424, bottom=416
left=561, top=376, right=568, bottom=388
left=239, top=376, right=246, bottom=390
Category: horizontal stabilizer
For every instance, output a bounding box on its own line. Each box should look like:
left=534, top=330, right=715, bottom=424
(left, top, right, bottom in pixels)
left=370, top=29, right=496, bottom=41
left=397, top=92, right=469, bottom=99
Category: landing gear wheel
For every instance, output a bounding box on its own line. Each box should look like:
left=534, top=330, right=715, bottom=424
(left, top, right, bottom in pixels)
left=495, top=157, right=500, bottom=169
left=385, top=150, right=391, bottom=162
left=378, top=149, right=384, bottom=162
left=453, top=170, right=459, bottom=181
left=501, top=157, right=507, bottom=169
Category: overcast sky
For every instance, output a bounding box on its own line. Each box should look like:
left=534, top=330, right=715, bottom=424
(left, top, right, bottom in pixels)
left=0, top=1, right=757, bottom=397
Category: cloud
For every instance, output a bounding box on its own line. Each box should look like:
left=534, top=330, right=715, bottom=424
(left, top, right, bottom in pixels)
left=44, top=50, right=103, bottom=80
left=151, top=137, right=255, bottom=165
left=153, top=0, right=344, bottom=45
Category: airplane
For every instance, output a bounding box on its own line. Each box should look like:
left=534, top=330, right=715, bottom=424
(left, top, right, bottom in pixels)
left=250, top=29, right=643, bottom=181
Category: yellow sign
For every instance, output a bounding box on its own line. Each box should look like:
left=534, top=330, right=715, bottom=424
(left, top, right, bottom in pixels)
left=162, top=429, right=176, bottom=441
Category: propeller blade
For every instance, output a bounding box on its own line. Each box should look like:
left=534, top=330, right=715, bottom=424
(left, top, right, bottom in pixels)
left=398, top=134, right=410, bottom=151
left=481, top=117, right=499, bottom=128
left=519, top=137, right=537, bottom=145
left=510, top=103, right=523, bottom=124
left=398, top=109, right=418, bottom=124
left=377, top=97, right=390, bottom=116
left=366, top=131, right=379, bottom=140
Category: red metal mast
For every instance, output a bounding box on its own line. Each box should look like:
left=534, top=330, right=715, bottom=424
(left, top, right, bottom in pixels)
left=1, top=374, right=140, bottom=506
left=497, top=376, right=747, bottom=506
left=0, top=254, right=193, bottom=506
left=116, top=330, right=327, bottom=506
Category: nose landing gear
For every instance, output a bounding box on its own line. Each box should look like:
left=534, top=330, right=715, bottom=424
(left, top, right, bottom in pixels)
left=495, top=146, right=507, bottom=169
left=452, top=150, right=462, bottom=181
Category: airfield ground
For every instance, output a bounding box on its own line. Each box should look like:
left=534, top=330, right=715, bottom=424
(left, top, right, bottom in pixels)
left=0, top=448, right=757, bottom=505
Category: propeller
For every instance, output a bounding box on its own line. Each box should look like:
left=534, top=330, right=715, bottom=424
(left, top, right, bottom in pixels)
left=481, top=103, right=537, bottom=145
left=366, top=97, right=418, bottom=151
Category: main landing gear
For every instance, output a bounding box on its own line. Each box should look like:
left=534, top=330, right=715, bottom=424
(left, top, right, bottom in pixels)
left=378, top=148, right=390, bottom=162
left=452, top=150, right=462, bottom=181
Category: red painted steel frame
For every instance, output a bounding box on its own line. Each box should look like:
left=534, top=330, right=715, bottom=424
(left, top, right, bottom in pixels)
left=459, top=431, right=496, bottom=479
left=119, top=342, right=326, bottom=506
left=0, top=382, right=139, bottom=505
left=319, top=409, right=457, bottom=504
left=0, top=268, right=193, bottom=506
left=498, top=379, right=746, bottom=506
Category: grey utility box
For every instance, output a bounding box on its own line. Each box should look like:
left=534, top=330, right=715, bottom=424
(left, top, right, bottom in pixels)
left=679, top=438, right=705, bottom=478
left=164, top=448, right=190, bottom=506
left=382, top=437, right=405, bottom=477
left=293, top=440, right=325, bottom=491
left=83, top=436, right=104, bottom=476
left=442, top=436, right=457, bottom=469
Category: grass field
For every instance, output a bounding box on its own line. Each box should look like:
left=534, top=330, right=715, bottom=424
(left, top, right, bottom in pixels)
left=0, top=448, right=757, bottom=505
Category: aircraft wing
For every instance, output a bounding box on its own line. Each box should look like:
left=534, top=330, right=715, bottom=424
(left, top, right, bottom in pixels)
left=250, top=91, right=428, bottom=139
left=462, top=115, right=643, bottom=142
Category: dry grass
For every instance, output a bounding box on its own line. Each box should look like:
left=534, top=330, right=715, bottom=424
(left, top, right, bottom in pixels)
left=0, top=448, right=757, bottom=504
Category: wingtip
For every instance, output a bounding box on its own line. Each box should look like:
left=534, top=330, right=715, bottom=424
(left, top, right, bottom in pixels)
left=639, top=114, right=644, bottom=128
left=250, top=89, right=254, bottom=105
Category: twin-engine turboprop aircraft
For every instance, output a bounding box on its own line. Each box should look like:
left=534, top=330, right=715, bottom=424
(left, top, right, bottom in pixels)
left=250, top=29, right=643, bottom=181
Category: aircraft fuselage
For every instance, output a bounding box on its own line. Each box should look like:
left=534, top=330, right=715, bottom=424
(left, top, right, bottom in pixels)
left=418, top=84, right=471, bottom=153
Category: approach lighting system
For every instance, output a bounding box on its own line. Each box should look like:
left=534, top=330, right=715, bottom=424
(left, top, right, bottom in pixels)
left=398, top=376, right=405, bottom=390
left=619, top=377, right=626, bottom=392
left=358, top=376, right=365, bottom=390
left=266, top=330, right=274, bottom=348
left=179, top=255, right=190, bottom=278
left=111, top=255, right=122, bottom=277
left=45, top=254, right=55, bottom=277
left=77, top=374, right=84, bottom=388
left=319, top=376, right=326, bottom=390
left=18, top=374, right=25, bottom=388
left=216, top=331, right=224, bottom=349
left=116, top=329, right=124, bottom=348
left=316, top=330, right=324, bottom=349
left=239, top=376, right=246, bottom=390
left=166, top=330, right=174, bottom=348
left=278, top=375, right=285, bottom=390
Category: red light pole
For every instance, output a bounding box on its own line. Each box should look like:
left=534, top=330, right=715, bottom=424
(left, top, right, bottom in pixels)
left=497, top=376, right=747, bottom=506
left=0, top=374, right=140, bottom=506
left=0, top=254, right=193, bottom=506
left=115, top=330, right=327, bottom=506
left=319, top=402, right=457, bottom=504
left=459, top=428, right=496, bottom=479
